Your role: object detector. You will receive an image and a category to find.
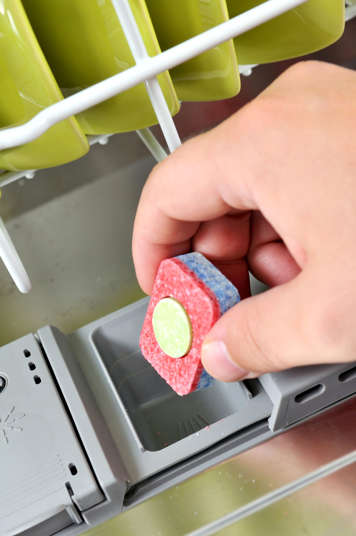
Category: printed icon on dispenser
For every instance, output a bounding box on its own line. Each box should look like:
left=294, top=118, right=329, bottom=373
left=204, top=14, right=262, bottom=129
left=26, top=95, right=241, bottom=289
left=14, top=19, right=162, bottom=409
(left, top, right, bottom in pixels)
left=140, top=252, right=240, bottom=396
left=146, top=0, right=241, bottom=101
left=0, top=0, right=89, bottom=171
left=228, top=0, right=345, bottom=64
left=23, top=0, right=180, bottom=135
left=0, top=375, right=7, bottom=394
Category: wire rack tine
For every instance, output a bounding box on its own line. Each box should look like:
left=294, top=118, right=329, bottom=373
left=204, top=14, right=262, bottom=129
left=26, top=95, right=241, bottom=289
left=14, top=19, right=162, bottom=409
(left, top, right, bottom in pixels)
left=0, top=217, right=31, bottom=293
left=0, top=130, right=165, bottom=188
left=136, top=129, right=167, bottom=162
left=0, top=0, right=308, bottom=152
left=0, top=170, right=35, bottom=188
left=0, top=134, right=115, bottom=291
left=111, top=0, right=181, bottom=153
left=0, top=136, right=109, bottom=188
left=345, top=3, right=356, bottom=21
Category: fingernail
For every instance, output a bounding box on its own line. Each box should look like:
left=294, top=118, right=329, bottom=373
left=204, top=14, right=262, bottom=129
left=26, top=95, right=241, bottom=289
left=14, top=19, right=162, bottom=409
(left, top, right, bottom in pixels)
left=201, top=341, right=250, bottom=382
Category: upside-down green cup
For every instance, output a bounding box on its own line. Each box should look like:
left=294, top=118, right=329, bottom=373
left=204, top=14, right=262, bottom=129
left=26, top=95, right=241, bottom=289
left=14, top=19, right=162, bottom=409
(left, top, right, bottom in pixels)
left=228, top=0, right=345, bottom=65
left=146, top=0, right=241, bottom=102
left=23, top=0, right=180, bottom=135
left=0, top=0, right=89, bottom=171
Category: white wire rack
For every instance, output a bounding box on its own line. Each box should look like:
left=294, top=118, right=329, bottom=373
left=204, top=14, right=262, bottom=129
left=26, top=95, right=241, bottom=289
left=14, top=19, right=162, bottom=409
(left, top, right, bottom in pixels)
left=0, top=0, right=354, bottom=293
left=188, top=449, right=356, bottom=536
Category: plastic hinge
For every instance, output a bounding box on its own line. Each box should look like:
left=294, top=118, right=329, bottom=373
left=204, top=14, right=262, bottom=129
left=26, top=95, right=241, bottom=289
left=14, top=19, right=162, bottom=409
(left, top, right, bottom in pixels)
left=18, top=487, right=82, bottom=536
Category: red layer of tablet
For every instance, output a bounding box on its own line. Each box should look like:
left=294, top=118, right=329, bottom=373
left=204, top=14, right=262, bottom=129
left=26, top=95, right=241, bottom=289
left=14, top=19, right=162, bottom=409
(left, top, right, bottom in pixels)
left=139, top=257, right=220, bottom=395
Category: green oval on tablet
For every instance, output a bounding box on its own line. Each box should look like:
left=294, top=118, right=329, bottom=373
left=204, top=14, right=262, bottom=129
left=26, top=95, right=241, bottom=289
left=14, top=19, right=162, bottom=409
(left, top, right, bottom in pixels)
left=152, top=298, right=192, bottom=358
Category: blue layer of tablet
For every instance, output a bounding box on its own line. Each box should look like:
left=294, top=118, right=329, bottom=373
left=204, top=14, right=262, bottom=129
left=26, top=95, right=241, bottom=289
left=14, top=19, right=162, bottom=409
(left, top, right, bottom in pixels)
left=196, top=368, right=214, bottom=391
left=177, top=252, right=240, bottom=392
left=177, top=252, right=240, bottom=314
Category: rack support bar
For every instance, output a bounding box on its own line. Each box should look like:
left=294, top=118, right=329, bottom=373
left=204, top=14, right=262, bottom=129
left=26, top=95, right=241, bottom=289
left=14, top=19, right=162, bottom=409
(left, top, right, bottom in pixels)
left=0, top=0, right=307, bottom=151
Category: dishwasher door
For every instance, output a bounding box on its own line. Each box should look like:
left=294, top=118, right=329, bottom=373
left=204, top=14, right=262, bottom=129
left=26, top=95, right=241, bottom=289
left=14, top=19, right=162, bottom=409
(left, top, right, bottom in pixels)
left=0, top=16, right=355, bottom=536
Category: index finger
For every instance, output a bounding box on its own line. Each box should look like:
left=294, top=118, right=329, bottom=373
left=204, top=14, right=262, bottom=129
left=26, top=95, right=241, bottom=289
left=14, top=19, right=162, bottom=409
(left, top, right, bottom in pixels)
left=132, top=119, right=257, bottom=294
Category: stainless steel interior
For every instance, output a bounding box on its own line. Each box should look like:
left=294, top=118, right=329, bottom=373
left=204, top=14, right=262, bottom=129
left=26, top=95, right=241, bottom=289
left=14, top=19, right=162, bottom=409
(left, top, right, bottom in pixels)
left=0, top=132, right=150, bottom=345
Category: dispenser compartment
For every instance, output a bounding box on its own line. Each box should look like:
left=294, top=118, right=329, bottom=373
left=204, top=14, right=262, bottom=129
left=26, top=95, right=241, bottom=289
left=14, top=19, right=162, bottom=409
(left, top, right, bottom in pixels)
left=92, top=320, right=257, bottom=452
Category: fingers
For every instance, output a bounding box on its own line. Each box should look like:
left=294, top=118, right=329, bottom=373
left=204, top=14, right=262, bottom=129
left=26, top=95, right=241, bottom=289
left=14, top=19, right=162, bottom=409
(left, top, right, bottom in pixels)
left=132, top=120, right=258, bottom=294
left=193, top=213, right=251, bottom=297
left=248, top=211, right=301, bottom=286
left=192, top=213, right=251, bottom=262
left=132, top=215, right=199, bottom=294
left=249, top=241, right=301, bottom=287
left=201, top=274, right=316, bottom=380
left=132, top=61, right=356, bottom=378
left=133, top=61, right=356, bottom=295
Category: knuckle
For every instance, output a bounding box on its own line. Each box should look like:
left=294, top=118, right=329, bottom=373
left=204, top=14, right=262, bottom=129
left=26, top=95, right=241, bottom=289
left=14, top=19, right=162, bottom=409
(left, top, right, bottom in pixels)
left=282, top=59, right=325, bottom=79
left=147, top=160, right=165, bottom=187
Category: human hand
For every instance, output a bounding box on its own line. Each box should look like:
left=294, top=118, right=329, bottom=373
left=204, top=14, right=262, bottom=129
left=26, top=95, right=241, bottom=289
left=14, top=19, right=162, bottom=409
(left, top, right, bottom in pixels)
left=133, top=61, right=356, bottom=381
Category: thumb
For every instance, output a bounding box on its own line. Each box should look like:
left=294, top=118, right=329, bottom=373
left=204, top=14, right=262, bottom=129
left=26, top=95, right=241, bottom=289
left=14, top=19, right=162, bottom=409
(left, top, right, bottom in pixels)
left=201, top=275, right=322, bottom=381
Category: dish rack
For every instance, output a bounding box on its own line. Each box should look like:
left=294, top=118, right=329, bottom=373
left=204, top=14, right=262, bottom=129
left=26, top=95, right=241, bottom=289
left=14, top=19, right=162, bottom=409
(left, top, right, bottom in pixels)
left=1, top=2, right=356, bottom=536
left=0, top=0, right=354, bottom=293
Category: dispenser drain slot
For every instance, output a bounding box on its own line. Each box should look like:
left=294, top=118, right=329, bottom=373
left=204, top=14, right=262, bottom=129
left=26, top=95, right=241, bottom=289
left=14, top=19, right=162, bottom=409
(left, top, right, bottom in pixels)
left=294, top=383, right=325, bottom=404
left=338, top=366, right=356, bottom=383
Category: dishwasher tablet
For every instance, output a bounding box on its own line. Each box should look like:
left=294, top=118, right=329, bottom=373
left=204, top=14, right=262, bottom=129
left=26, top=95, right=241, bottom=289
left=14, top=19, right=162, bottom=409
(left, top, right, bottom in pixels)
left=140, top=252, right=240, bottom=396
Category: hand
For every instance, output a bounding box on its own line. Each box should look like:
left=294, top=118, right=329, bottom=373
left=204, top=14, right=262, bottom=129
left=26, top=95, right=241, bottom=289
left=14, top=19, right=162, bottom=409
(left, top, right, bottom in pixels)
left=133, top=61, right=356, bottom=381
